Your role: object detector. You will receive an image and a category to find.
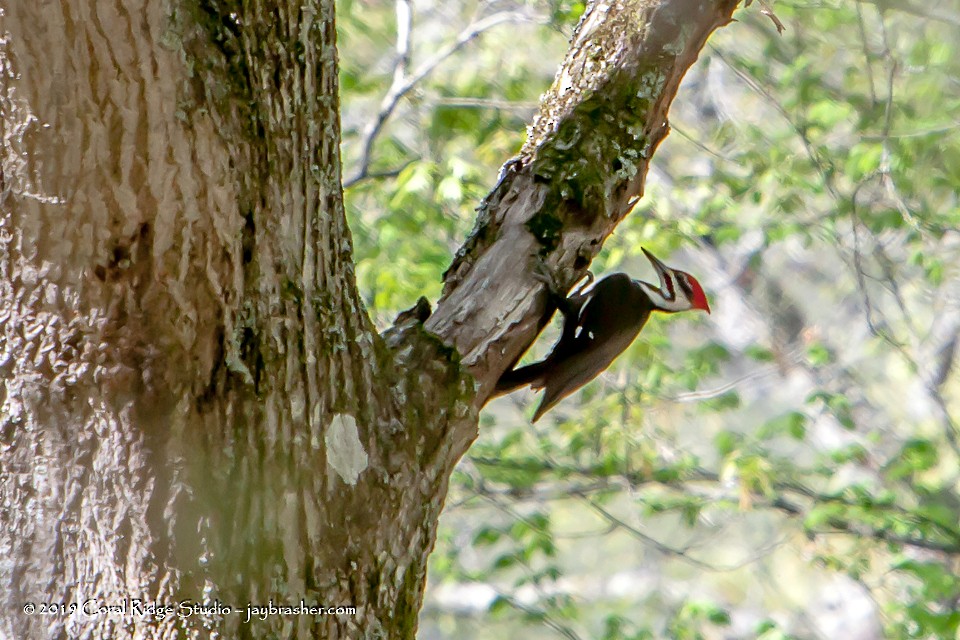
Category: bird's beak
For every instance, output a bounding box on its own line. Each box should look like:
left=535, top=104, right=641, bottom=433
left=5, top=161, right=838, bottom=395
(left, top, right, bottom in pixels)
left=641, top=247, right=670, bottom=289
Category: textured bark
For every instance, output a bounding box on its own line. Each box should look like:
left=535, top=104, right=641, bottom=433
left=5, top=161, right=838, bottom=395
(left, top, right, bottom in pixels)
left=429, top=0, right=740, bottom=402
left=0, top=0, right=738, bottom=639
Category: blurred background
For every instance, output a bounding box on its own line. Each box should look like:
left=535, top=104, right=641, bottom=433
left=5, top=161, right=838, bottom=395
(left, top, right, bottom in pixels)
left=338, top=1, right=960, bottom=638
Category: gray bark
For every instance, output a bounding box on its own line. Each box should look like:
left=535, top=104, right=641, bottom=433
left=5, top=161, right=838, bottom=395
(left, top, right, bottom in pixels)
left=0, top=0, right=738, bottom=638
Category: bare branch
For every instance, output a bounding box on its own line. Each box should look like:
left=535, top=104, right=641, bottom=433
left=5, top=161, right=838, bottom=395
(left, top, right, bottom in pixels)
left=346, top=10, right=537, bottom=187
left=756, top=0, right=785, bottom=34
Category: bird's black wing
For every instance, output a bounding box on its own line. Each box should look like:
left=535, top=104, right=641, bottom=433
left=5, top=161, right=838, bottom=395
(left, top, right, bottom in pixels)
left=531, top=275, right=653, bottom=421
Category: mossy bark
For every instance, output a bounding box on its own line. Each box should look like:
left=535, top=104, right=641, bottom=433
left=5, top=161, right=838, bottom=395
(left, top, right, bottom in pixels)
left=430, top=0, right=741, bottom=403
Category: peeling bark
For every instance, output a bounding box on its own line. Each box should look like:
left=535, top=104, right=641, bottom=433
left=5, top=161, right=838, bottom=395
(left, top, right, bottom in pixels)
left=0, top=0, right=739, bottom=639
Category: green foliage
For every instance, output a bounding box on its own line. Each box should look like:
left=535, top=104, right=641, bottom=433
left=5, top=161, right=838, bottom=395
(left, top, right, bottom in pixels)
left=754, top=619, right=800, bottom=640
left=757, top=411, right=807, bottom=441
left=666, top=600, right=731, bottom=640
left=887, top=439, right=939, bottom=480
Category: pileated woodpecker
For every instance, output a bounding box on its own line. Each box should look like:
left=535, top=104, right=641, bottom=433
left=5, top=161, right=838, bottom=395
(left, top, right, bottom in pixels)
left=496, top=248, right=710, bottom=422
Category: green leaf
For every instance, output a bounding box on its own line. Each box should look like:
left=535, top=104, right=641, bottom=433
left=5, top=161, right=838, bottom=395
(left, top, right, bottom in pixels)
left=758, top=411, right=807, bottom=441
left=887, top=439, right=939, bottom=480
left=804, top=502, right=845, bottom=530
left=488, top=595, right=511, bottom=616
left=473, top=526, right=503, bottom=547
left=805, top=342, right=832, bottom=366
left=714, top=430, right=741, bottom=457
left=828, top=443, right=868, bottom=464
left=806, top=391, right=855, bottom=430
left=844, top=142, right=882, bottom=179
left=744, top=344, right=776, bottom=362
left=702, top=390, right=741, bottom=412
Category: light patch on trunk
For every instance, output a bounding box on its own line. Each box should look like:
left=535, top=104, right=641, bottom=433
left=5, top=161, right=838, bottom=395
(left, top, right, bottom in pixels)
left=325, top=414, right=368, bottom=485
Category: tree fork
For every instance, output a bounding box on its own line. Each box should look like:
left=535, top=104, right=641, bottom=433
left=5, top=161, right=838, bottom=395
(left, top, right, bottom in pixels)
left=0, top=1, right=740, bottom=638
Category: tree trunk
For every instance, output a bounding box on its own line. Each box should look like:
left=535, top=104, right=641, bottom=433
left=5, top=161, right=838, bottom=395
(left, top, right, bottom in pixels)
left=0, top=0, right=738, bottom=638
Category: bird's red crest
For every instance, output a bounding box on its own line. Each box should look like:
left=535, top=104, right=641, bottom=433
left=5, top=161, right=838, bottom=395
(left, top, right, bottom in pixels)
left=685, top=274, right=710, bottom=314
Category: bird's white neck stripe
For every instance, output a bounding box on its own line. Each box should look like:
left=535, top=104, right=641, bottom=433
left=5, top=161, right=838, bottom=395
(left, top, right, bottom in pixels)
left=637, top=274, right=689, bottom=312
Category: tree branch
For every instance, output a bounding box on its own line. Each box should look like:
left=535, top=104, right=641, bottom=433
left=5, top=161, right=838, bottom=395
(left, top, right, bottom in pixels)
left=420, top=0, right=742, bottom=409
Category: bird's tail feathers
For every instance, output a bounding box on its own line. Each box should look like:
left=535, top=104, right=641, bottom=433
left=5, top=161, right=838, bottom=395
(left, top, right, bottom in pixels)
left=494, top=362, right=547, bottom=396
left=531, top=388, right=561, bottom=423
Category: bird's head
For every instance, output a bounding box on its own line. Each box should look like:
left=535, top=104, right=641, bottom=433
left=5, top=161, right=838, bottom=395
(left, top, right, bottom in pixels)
left=640, top=247, right=711, bottom=314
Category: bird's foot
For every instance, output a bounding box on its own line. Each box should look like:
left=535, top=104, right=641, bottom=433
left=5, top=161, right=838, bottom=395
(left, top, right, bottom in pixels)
left=531, top=257, right=594, bottom=316
left=532, top=256, right=557, bottom=286
left=533, top=258, right=593, bottom=296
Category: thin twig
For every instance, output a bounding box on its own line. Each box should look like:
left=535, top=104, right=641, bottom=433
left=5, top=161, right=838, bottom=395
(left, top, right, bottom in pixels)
left=855, top=1, right=878, bottom=106
left=346, top=10, right=535, bottom=188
